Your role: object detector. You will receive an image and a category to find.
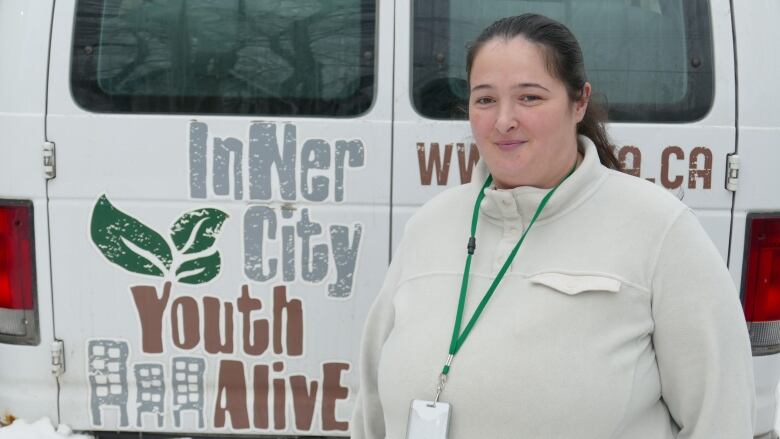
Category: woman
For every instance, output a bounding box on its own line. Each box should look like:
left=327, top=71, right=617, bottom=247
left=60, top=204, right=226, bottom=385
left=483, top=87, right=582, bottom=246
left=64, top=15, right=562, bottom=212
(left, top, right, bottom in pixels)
left=351, top=14, right=754, bottom=438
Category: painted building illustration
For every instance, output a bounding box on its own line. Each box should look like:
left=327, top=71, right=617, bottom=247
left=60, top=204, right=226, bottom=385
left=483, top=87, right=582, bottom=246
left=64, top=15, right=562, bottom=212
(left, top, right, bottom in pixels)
left=88, top=340, right=130, bottom=427
left=134, top=363, right=165, bottom=427
left=171, top=357, right=206, bottom=429
left=88, top=340, right=209, bottom=429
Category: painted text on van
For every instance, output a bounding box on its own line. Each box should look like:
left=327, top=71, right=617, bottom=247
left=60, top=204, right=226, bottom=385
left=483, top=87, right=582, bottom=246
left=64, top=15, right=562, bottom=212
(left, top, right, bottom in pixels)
left=189, top=122, right=365, bottom=202
left=131, top=283, right=303, bottom=356
left=100, top=281, right=353, bottom=433
left=244, top=207, right=361, bottom=298
left=417, top=142, right=480, bottom=185
left=619, top=145, right=713, bottom=189
left=416, top=141, right=714, bottom=190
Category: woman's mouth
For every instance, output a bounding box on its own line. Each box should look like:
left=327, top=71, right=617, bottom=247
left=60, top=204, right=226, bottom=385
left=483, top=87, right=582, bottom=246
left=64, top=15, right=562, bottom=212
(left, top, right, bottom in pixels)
left=495, top=140, right=527, bottom=151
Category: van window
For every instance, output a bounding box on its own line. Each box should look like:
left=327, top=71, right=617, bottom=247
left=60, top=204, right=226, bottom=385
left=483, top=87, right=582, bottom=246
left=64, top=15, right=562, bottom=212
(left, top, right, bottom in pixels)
left=413, top=0, right=714, bottom=122
left=71, top=0, right=376, bottom=116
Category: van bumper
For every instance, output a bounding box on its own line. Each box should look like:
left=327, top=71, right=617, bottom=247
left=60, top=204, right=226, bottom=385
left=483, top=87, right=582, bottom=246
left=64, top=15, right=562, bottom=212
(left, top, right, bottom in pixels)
left=754, top=353, right=780, bottom=437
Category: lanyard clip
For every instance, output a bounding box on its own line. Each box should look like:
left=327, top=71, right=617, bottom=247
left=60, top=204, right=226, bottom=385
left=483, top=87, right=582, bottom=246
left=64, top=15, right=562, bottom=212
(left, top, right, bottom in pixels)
left=432, top=373, right=447, bottom=405
left=467, top=237, right=476, bottom=255
left=432, top=355, right=454, bottom=405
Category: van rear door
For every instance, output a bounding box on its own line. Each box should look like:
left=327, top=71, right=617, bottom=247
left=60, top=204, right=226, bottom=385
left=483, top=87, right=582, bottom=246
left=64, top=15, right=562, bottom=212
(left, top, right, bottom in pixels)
left=46, top=0, right=393, bottom=435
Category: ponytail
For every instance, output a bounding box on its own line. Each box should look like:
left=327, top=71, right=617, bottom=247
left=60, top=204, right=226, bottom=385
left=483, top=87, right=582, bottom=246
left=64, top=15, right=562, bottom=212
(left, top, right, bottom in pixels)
left=578, top=95, right=620, bottom=170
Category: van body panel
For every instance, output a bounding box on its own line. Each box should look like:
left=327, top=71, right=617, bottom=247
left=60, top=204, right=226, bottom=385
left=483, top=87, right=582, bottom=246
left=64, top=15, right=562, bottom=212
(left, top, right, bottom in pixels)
left=0, top=0, right=51, bottom=197
left=754, top=351, right=780, bottom=435
left=44, top=0, right=395, bottom=434
left=731, top=0, right=780, bottom=211
left=731, top=0, right=780, bottom=434
left=0, top=0, right=59, bottom=422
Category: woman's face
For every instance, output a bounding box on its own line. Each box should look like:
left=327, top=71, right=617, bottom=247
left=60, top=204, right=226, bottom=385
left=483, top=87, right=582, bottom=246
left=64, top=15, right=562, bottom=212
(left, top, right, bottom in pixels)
left=468, top=36, right=590, bottom=189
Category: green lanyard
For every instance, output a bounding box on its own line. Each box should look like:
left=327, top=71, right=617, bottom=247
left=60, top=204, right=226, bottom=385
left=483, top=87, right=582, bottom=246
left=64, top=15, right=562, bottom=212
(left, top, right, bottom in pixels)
left=433, top=160, right=577, bottom=403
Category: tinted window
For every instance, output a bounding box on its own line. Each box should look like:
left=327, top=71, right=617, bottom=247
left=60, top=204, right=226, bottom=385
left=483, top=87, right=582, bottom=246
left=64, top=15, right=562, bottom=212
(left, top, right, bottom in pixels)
left=413, top=0, right=714, bottom=122
left=72, top=0, right=376, bottom=116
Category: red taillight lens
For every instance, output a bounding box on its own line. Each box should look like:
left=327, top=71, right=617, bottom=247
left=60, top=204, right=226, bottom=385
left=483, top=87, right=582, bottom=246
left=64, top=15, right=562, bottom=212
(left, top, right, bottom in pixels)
left=0, top=202, right=34, bottom=311
left=743, top=215, right=780, bottom=322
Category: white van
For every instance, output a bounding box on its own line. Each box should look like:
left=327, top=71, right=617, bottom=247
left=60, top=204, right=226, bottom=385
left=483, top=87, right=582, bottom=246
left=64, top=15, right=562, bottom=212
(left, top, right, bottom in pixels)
left=1, top=0, right=778, bottom=437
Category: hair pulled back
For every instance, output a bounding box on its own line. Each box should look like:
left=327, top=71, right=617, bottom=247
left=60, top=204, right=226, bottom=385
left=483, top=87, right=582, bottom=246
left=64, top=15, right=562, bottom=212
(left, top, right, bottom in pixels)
left=466, top=13, right=620, bottom=170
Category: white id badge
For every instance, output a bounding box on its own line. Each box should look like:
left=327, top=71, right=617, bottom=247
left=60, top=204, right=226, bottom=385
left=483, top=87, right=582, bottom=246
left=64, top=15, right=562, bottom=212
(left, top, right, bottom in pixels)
left=405, top=399, right=452, bottom=439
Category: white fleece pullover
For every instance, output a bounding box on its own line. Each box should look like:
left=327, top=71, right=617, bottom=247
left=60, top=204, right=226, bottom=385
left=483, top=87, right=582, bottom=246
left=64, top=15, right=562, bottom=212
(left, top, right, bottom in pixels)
left=351, top=136, right=755, bottom=438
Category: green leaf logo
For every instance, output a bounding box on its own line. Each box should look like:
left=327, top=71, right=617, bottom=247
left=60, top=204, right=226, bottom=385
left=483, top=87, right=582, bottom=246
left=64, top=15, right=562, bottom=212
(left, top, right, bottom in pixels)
left=171, top=208, right=228, bottom=255
left=90, top=195, right=228, bottom=284
left=176, top=251, right=221, bottom=284
left=91, top=195, right=173, bottom=276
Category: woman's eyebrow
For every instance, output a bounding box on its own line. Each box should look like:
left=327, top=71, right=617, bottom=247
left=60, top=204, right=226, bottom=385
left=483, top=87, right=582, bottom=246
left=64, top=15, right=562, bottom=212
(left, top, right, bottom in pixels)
left=515, top=82, right=550, bottom=92
left=470, top=83, right=493, bottom=92
left=470, top=83, right=551, bottom=92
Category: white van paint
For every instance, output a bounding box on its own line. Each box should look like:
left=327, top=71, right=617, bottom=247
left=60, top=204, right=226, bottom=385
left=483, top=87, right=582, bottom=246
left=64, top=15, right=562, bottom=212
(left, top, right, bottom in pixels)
left=731, top=1, right=780, bottom=435
left=0, top=0, right=58, bottom=422
left=0, top=0, right=778, bottom=437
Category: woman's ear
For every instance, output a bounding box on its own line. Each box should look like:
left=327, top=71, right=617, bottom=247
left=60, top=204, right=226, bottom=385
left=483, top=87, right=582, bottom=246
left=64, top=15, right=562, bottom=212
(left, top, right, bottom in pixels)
left=575, top=82, right=591, bottom=122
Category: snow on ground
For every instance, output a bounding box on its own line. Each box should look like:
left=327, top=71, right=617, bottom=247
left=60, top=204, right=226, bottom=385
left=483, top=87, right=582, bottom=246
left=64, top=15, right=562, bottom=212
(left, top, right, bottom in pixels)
left=0, top=419, right=92, bottom=439
left=1, top=412, right=780, bottom=437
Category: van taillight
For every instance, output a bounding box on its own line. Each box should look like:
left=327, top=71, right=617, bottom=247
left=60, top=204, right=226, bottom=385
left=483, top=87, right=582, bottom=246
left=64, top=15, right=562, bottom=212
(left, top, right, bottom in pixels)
left=0, top=200, right=38, bottom=345
left=742, top=214, right=780, bottom=355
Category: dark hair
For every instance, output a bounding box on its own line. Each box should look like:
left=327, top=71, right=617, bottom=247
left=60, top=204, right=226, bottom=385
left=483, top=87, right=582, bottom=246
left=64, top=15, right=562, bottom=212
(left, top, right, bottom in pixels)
left=466, top=14, right=621, bottom=170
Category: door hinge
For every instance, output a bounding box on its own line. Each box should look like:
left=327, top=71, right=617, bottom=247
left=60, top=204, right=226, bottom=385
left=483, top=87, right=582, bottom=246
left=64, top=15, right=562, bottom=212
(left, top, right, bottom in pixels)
left=726, top=153, right=740, bottom=192
left=51, top=340, right=65, bottom=377
left=43, top=141, right=56, bottom=179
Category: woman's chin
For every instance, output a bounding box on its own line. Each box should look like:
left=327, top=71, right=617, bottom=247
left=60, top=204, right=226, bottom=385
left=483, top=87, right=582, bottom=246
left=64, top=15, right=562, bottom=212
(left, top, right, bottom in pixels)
left=492, top=175, right=529, bottom=189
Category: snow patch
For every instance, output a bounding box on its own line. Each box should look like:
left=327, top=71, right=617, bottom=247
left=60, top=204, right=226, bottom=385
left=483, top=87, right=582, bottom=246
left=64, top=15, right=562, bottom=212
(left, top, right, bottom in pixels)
left=0, top=418, right=93, bottom=439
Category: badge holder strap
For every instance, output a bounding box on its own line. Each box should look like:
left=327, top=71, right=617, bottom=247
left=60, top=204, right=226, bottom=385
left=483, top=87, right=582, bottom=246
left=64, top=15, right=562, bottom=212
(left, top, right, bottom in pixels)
left=435, top=160, right=577, bottom=403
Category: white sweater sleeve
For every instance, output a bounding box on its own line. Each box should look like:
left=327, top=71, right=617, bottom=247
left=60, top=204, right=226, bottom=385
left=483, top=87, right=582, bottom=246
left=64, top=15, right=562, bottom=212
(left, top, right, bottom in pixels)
left=350, top=236, right=407, bottom=439
left=651, top=208, right=755, bottom=437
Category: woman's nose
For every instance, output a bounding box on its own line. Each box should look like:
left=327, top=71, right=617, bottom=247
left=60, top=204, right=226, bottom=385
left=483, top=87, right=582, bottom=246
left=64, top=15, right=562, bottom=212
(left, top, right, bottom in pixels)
left=494, top=103, right=517, bottom=134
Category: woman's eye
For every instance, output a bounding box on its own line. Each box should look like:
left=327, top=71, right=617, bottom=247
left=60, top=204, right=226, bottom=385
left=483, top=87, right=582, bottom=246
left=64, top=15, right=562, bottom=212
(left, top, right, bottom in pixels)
left=474, top=97, right=494, bottom=105
left=520, top=95, right=541, bottom=103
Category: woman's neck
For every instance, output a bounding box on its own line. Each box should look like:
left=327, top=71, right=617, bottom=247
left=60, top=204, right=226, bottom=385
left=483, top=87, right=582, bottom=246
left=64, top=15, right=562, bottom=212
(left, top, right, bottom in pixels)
left=493, top=151, right=582, bottom=190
